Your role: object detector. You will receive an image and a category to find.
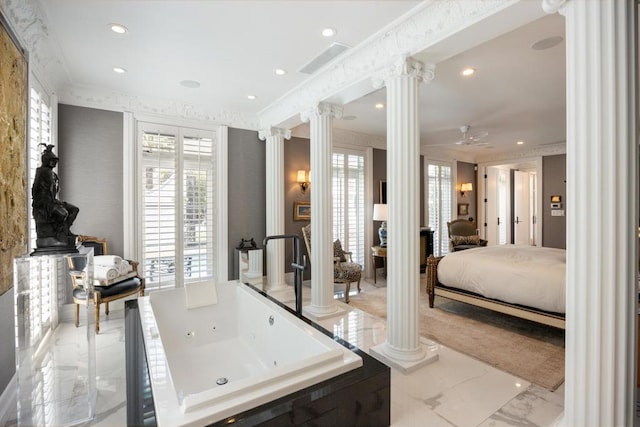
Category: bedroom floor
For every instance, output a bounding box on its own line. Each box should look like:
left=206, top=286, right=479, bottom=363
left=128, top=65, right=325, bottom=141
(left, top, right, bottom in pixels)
left=2, top=278, right=566, bottom=427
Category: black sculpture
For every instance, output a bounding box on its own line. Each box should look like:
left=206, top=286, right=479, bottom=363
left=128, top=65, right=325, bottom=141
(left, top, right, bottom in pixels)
left=31, top=144, right=79, bottom=254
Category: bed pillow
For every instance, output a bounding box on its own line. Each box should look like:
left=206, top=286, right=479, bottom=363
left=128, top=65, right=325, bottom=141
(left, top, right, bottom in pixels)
left=451, top=235, right=480, bottom=246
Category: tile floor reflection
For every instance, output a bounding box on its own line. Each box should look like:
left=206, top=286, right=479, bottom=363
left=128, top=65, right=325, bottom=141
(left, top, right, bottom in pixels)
left=3, top=278, right=565, bottom=427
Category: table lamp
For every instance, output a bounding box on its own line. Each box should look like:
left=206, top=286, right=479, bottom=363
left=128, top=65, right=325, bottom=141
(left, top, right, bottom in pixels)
left=373, top=204, right=388, bottom=247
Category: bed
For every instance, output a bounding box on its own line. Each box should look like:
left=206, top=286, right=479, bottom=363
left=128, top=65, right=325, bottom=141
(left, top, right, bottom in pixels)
left=426, top=245, right=566, bottom=329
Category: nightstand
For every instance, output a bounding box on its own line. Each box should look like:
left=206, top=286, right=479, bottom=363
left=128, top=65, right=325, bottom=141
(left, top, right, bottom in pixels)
left=371, top=246, right=387, bottom=283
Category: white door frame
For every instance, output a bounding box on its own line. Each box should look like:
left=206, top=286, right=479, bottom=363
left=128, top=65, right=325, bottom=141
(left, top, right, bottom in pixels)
left=477, top=156, right=542, bottom=247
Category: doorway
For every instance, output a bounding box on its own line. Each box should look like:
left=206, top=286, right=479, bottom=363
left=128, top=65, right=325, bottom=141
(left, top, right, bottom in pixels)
left=478, top=157, right=542, bottom=247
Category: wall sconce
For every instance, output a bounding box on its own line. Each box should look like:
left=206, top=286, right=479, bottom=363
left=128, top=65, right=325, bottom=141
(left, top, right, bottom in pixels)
left=460, top=182, right=473, bottom=197
left=297, top=170, right=309, bottom=193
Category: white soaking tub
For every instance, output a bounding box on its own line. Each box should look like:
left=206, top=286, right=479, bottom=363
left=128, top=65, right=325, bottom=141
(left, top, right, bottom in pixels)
left=138, top=280, right=362, bottom=427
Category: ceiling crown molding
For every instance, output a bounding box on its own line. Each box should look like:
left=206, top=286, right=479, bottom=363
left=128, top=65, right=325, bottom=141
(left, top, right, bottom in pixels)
left=258, top=0, right=517, bottom=129
left=474, top=141, right=566, bottom=163
left=58, top=84, right=260, bottom=130
left=1, top=0, right=67, bottom=93
left=291, top=123, right=386, bottom=149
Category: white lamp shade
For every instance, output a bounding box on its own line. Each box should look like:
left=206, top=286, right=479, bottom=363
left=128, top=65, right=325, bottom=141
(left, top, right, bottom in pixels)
left=461, top=183, right=473, bottom=192
left=297, top=170, right=307, bottom=183
left=373, top=204, right=388, bottom=221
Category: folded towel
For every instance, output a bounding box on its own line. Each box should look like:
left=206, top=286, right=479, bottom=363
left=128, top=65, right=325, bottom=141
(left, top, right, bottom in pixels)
left=94, top=265, right=119, bottom=281
left=185, top=281, right=218, bottom=309
left=119, top=260, right=132, bottom=275
left=95, top=255, right=122, bottom=267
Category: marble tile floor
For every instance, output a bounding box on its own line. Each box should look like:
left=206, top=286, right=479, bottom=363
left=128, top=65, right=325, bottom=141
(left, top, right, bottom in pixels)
left=3, top=278, right=565, bottom=427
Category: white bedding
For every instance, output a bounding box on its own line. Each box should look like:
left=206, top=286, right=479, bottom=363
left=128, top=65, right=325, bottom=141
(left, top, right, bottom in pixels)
left=437, top=245, right=566, bottom=313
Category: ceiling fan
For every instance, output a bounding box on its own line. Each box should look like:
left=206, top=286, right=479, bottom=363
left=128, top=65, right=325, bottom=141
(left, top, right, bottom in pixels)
left=453, top=125, right=490, bottom=146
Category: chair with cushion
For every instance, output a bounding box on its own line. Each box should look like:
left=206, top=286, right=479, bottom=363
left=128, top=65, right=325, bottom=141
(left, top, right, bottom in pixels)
left=69, top=235, right=145, bottom=333
left=301, top=224, right=362, bottom=303
left=447, top=219, right=488, bottom=252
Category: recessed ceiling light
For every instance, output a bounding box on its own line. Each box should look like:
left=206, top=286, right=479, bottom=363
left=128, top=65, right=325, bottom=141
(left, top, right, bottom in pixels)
left=516, top=140, right=525, bottom=145
left=531, top=36, right=563, bottom=51
left=274, top=68, right=286, bottom=76
left=321, top=27, right=336, bottom=37
left=109, top=23, right=128, bottom=34
left=461, top=67, right=476, bottom=77
left=375, top=103, right=384, bottom=109
left=112, top=67, right=127, bottom=74
left=180, top=80, right=200, bottom=88
left=247, top=95, right=257, bottom=100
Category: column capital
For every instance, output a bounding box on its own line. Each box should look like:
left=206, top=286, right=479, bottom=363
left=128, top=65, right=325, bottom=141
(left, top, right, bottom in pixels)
left=542, top=0, right=567, bottom=14
left=372, top=56, right=435, bottom=89
left=300, top=102, right=343, bottom=123
left=258, top=126, right=291, bottom=141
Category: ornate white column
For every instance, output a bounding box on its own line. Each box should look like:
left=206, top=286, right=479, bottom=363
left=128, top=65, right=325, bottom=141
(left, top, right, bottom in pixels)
left=258, top=127, right=291, bottom=291
left=300, top=103, right=345, bottom=320
left=543, top=1, right=637, bottom=425
left=369, top=56, right=438, bottom=373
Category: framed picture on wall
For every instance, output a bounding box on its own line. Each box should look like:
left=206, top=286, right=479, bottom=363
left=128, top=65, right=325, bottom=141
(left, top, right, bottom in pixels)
left=379, top=180, right=387, bottom=204
left=458, top=203, right=469, bottom=216
left=294, top=201, right=311, bottom=221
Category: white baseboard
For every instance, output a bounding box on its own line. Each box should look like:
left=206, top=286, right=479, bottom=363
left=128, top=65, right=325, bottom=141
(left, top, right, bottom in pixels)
left=0, top=373, right=16, bottom=426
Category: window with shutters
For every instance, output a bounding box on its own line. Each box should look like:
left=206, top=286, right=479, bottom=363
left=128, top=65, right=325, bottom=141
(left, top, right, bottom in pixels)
left=332, top=150, right=365, bottom=266
left=427, top=162, right=452, bottom=256
left=28, top=86, right=52, bottom=252
left=139, top=122, right=216, bottom=290
left=26, top=84, right=54, bottom=331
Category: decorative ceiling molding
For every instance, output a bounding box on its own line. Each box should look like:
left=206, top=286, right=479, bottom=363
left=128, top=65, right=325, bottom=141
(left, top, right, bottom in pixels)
left=258, top=0, right=516, bottom=129
left=1, top=0, right=67, bottom=93
left=58, top=84, right=260, bottom=130
left=474, top=141, right=566, bottom=163
left=291, top=123, right=386, bottom=150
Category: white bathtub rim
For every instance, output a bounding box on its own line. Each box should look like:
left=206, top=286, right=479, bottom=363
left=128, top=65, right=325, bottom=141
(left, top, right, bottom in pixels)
left=139, top=280, right=363, bottom=427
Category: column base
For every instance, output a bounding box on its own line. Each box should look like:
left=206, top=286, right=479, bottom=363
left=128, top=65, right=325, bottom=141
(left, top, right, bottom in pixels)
left=263, top=281, right=289, bottom=292
left=303, top=303, right=346, bottom=321
left=370, top=338, right=438, bottom=374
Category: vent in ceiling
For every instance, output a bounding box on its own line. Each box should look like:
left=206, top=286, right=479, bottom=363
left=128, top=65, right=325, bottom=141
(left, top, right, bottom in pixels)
left=298, top=42, right=350, bottom=74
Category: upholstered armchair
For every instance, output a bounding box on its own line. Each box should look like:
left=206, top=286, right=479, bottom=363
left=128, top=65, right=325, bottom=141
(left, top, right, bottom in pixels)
left=301, top=224, right=362, bottom=303
left=447, top=219, right=488, bottom=252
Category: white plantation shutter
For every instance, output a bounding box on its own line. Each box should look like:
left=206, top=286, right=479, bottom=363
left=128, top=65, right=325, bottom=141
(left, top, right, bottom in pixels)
left=28, top=87, right=52, bottom=251
left=139, top=123, right=216, bottom=290
left=428, top=163, right=452, bottom=256
left=332, top=150, right=365, bottom=266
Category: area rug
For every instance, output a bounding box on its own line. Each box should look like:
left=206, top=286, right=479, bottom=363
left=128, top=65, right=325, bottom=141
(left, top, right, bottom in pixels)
left=348, top=285, right=565, bottom=391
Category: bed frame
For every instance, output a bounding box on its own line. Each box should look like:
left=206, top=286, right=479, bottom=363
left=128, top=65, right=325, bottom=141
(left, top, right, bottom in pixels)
left=426, top=255, right=565, bottom=329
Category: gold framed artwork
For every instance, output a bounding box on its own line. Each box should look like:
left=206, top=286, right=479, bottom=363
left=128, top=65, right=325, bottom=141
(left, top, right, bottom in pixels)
left=293, top=201, right=311, bottom=221
left=0, top=13, right=28, bottom=296
left=458, top=203, right=469, bottom=216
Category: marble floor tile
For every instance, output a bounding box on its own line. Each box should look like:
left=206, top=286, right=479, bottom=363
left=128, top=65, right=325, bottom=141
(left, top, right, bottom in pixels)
left=4, top=280, right=566, bottom=427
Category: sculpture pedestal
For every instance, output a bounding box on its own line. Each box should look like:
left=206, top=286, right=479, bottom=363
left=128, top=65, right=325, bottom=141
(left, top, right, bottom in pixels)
left=13, top=247, right=96, bottom=426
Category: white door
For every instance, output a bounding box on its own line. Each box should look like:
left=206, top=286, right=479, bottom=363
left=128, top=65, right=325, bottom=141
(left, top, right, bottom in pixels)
left=485, top=166, right=509, bottom=245
left=514, top=170, right=530, bottom=245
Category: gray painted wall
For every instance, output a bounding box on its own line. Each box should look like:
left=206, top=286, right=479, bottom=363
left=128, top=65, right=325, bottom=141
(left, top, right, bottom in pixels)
left=58, top=105, right=125, bottom=256
left=372, top=148, right=425, bottom=246
left=227, top=128, right=266, bottom=279
left=0, top=289, right=15, bottom=396
left=284, top=137, right=310, bottom=279
left=542, top=154, right=567, bottom=249
left=456, top=161, right=477, bottom=222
